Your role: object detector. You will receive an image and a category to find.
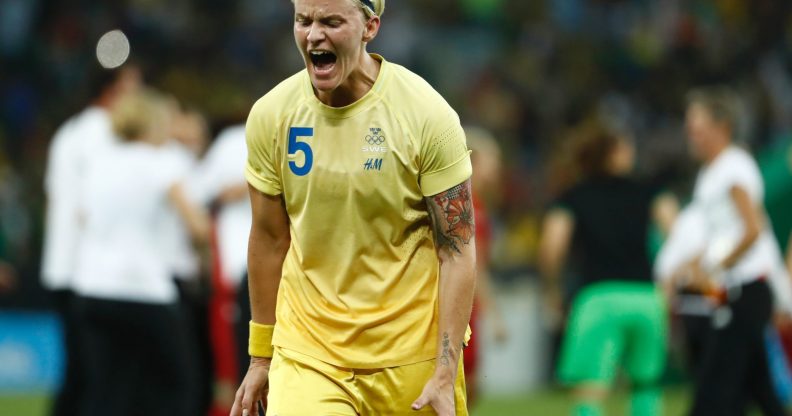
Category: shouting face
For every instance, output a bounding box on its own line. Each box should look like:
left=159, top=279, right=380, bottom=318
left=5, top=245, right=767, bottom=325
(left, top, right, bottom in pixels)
left=293, top=0, right=379, bottom=97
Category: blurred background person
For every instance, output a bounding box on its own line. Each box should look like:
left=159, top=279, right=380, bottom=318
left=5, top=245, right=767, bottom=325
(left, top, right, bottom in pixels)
left=539, top=124, right=675, bottom=416
left=684, top=86, right=792, bottom=416
left=3, top=1, right=792, bottom=414
left=39, top=63, right=141, bottom=416
left=183, top=121, right=251, bottom=412
left=0, top=215, right=18, bottom=296
left=71, top=87, right=209, bottom=416
left=654, top=203, right=712, bottom=379
left=0, top=261, right=16, bottom=293
left=787, top=233, right=792, bottom=287
left=464, top=125, right=509, bottom=406
left=162, top=103, right=215, bottom=416
left=0, top=148, right=19, bottom=295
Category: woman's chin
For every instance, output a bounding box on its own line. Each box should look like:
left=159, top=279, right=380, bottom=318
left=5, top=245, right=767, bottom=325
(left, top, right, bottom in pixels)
left=309, top=69, right=341, bottom=94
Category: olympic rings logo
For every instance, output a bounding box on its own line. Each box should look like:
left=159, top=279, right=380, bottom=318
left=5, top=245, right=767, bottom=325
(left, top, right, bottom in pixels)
left=365, top=134, right=386, bottom=145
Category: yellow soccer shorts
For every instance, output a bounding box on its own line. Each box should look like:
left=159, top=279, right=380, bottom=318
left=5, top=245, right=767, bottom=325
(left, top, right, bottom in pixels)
left=266, top=347, right=468, bottom=415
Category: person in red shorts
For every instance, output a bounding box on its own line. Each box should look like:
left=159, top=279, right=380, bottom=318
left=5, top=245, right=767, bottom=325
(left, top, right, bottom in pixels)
left=463, top=126, right=509, bottom=405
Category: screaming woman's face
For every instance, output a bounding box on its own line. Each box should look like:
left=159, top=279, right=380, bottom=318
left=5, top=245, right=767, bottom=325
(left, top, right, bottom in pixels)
left=293, top=0, right=375, bottom=94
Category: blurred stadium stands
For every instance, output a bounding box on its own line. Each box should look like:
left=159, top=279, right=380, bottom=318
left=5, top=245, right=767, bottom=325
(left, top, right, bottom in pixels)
left=1, top=0, right=792, bottom=414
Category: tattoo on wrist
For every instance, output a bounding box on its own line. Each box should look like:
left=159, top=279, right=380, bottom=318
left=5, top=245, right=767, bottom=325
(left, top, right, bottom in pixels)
left=429, top=181, right=475, bottom=255
left=440, top=332, right=451, bottom=366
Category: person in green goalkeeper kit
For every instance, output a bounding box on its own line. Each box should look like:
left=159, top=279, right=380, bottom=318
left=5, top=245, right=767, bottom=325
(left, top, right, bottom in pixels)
left=539, top=124, right=677, bottom=416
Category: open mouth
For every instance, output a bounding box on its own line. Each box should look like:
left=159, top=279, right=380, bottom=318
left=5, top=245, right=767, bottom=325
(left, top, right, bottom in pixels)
left=309, top=50, right=337, bottom=74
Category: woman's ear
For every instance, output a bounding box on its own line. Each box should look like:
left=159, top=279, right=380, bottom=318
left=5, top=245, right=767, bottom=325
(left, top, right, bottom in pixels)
left=362, top=16, right=380, bottom=43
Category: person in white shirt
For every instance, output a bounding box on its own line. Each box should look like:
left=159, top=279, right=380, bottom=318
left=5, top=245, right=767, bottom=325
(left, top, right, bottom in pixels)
left=40, top=64, right=141, bottom=416
left=185, top=123, right=252, bottom=385
left=160, top=104, right=210, bottom=288
left=162, top=106, right=214, bottom=416
left=684, top=86, right=792, bottom=416
left=655, top=203, right=709, bottom=369
left=73, top=88, right=209, bottom=416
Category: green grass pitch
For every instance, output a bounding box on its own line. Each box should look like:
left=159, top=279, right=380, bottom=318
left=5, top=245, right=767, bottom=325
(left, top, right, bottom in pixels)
left=0, top=388, right=694, bottom=415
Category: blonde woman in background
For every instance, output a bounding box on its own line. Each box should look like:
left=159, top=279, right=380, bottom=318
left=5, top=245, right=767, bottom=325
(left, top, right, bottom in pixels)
left=73, top=88, right=209, bottom=416
left=41, top=64, right=141, bottom=416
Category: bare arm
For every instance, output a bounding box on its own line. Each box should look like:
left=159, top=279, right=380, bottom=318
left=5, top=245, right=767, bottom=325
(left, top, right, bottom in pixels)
left=217, top=182, right=249, bottom=206
left=427, top=179, right=477, bottom=372
left=787, top=233, right=792, bottom=276
left=538, top=209, right=574, bottom=291
left=412, top=179, right=477, bottom=414
left=719, top=185, right=762, bottom=270
left=537, top=209, right=574, bottom=328
left=651, top=192, right=679, bottom=238
left=168, top=183, right=210, bottom=243
left=247, top=184, right=291, bottom=325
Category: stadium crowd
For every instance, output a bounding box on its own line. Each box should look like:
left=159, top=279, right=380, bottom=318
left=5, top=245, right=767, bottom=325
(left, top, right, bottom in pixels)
left=1, top=0, right=792, bottom=415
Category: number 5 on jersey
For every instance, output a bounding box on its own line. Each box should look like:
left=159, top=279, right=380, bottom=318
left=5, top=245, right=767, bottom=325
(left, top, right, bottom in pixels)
left=288, top=127, right=314, bottom=176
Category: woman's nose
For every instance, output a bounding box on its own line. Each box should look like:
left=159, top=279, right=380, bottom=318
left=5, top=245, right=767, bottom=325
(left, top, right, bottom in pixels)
left=306, top=22, right=325, bottom=43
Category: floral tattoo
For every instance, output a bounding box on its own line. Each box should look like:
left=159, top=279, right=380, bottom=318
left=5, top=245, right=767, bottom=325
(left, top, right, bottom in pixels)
left=428, top=180, right=475, bottom=254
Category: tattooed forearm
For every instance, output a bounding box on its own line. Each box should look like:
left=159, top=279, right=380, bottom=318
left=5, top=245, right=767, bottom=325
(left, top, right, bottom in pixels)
left=440, top=332, right=451, bottom=367
left=427, top=180, right=475, bottom=255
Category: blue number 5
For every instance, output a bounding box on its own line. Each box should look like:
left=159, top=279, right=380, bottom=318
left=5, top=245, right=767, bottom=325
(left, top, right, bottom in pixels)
left=288, top=127, right=313, bottom=176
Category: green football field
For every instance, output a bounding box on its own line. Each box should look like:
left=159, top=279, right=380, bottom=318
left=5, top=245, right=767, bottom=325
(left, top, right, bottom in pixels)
left=0, top=387, right=694, bottom=415
left=473, top=387, right=690, bottom=415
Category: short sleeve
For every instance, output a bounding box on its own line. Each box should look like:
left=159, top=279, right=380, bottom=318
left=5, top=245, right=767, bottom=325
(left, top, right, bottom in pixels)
left=245, top=100, right=282, bottom=196
left=160, top=146, right=193, bottom=189
left=186, top=127, right=247, bottom=204
left=418, top=110, right=472, bottom=196
left=705, top=151, right=763, bottom=203
left=45, top=119, right=78, bottom=198
left=726, top=156, right=763, bottom=202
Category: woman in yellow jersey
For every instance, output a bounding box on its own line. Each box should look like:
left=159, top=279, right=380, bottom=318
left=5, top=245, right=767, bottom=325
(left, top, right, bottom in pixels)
left=230, top=1, right=477, bottom=415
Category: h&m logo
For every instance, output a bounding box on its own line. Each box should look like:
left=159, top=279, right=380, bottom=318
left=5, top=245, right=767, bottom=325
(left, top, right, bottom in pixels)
left=364, top=158, right=383, bottom=171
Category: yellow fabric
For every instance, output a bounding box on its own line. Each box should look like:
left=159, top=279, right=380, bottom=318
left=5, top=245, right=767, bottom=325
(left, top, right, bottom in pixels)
left=266, top=347, right=468, bottom=416
left=248, top=321, right=275, bottom=358
left=245, top=54, right=472, bottom=368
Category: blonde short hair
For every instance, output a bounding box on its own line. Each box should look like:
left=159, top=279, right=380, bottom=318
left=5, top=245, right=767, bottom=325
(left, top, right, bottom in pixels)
left=464, top=126, right=500, bottom=158
left=355, top=0, right=385, bottom=18
left=686, top=86, right=742, bottom=136
left=111, top=88, right=168, bottom=142
left=291, top=0, right=385, bottom=18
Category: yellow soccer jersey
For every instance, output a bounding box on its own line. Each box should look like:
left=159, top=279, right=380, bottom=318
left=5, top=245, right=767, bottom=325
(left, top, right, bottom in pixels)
left=245, top=54, right=471, bottom=368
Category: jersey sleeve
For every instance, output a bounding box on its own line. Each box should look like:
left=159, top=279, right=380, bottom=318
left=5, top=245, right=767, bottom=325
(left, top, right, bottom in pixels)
left=245, top=99, right=282, bottom=196
left=418, top=107, right=472, bottom=196
left=45, top=120, right=79, bottom=199
left=185, top=129, right=243, bottom=205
